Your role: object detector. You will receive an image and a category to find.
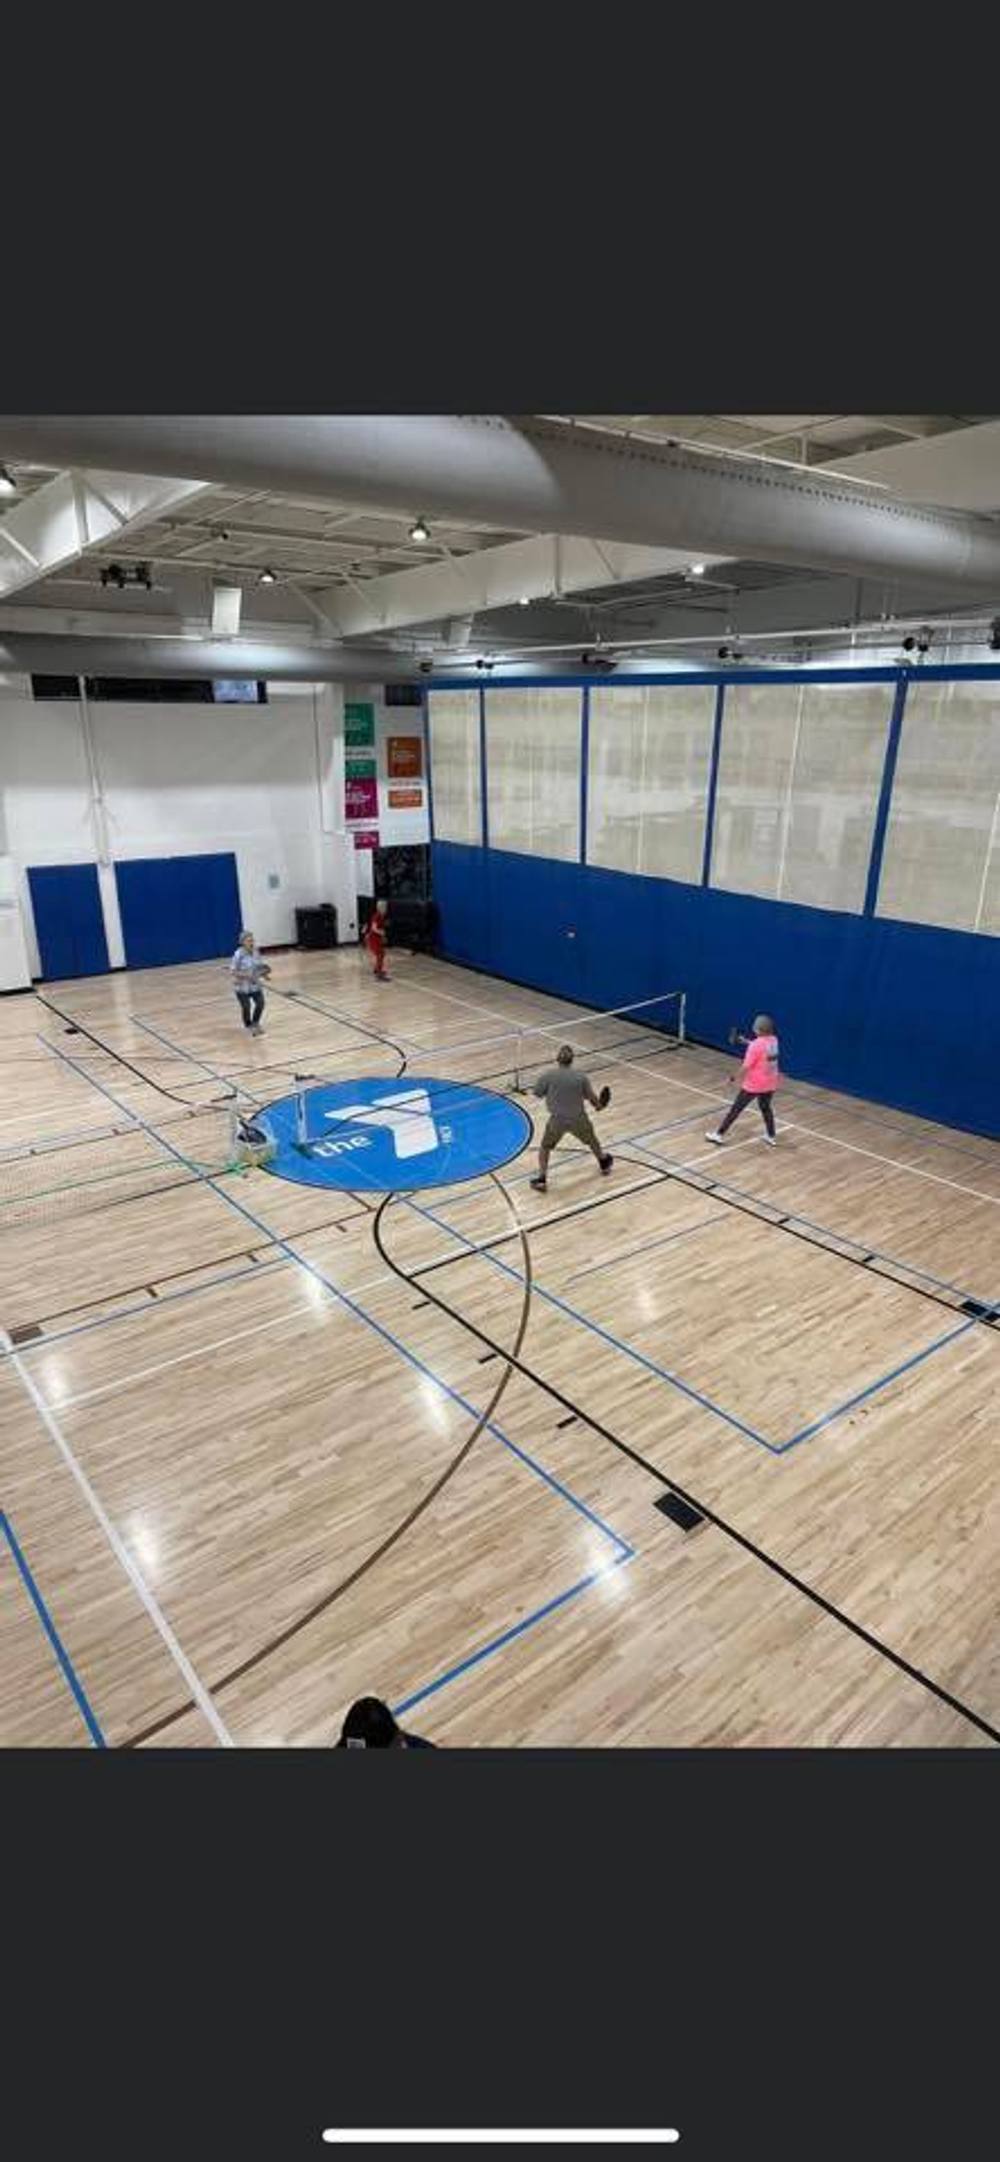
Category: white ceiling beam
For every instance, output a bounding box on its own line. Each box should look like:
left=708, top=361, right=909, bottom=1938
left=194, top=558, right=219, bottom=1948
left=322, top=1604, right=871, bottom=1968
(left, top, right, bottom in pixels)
left=312, top=533, right=726, bottom=638
left=0, top=470, right=212, bottom=600
left=833, top=420, right=1000, bottom=512
left=0, top=601, right=326, bottom=644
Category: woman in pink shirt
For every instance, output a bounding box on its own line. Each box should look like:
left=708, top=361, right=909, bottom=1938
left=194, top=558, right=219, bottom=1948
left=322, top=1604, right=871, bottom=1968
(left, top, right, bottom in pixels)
left=705, top=1014, right=780, bottom=1147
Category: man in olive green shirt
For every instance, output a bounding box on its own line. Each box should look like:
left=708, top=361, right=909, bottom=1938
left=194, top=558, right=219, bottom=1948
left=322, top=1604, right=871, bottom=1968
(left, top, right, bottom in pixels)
left=530, top=1043, right=613, bottom=1192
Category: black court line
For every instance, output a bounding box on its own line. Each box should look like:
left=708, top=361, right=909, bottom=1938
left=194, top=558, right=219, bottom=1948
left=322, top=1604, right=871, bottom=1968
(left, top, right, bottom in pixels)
left=0, top=1202, right=371, bottom=1338
left=618, top=1140, right=1000, bottom=1329
left=372, top=1197, right=1000, bottom=1748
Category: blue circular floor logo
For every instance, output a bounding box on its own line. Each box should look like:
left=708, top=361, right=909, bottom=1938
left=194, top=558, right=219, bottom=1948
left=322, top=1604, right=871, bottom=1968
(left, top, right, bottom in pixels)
left=258, top=1075, right=532, bottom=1193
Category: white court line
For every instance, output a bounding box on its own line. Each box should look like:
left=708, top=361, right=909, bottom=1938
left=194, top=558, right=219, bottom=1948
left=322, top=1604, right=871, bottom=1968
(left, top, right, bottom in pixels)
left=46, top=1259, right=402, bottom=1410
left=3, top=1328, right=234, bottom=1748
left=396, top=967, right=1000, bottom=1206
left=776, top=1118, right=1000, bottom=1207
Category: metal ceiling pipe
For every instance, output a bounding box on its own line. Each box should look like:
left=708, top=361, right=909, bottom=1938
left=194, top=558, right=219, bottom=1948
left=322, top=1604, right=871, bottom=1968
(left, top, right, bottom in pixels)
left=0, top=633, right=418, bottom=681
left=4, top=415, right=1000, bottom=594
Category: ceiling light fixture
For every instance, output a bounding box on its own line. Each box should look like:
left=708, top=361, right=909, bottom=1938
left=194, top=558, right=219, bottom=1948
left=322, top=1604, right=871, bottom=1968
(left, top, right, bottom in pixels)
left=518, top=594, right=530, bottom=606
left=409, top=516, right=430, bottom=543
left=689, top=562, right=706, bottom=577
left=258, top=567, right=277, bottom=585
left=0, top=464, right=17, bottom=498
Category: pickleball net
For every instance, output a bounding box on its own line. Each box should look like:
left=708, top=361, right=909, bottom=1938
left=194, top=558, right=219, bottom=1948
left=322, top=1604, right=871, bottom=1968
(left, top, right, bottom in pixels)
left=0, top=1104, right=244, bottom=1229
left=288, top=988, right=687, bottom=1149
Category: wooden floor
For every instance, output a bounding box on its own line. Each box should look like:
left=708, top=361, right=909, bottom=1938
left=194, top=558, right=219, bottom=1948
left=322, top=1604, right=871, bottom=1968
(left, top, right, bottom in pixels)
left=2, top=946, right=999, bottom=1748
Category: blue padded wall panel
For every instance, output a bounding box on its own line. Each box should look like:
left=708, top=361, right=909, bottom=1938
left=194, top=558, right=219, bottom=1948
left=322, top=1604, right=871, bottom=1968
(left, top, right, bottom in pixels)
left=26, top=863, right=110, bottom=980
left=115, top=852, right=242, bottom=969
left=485, top=849, right=587, bottom=1005
left=432, top=842, right=490, bottom=967
left=432, top=842, right=1000, bottom=1139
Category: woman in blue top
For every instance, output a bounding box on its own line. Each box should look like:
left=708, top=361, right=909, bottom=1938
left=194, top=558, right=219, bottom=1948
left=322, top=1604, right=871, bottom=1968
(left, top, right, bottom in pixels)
left=230, top=929, right=270, bottom=1035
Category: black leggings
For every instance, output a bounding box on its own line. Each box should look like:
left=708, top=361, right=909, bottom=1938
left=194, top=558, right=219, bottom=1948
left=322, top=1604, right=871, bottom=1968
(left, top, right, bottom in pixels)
left=236, top=990, right=265, bottom=1028
left=718, top=1089, right=775, bottom=1138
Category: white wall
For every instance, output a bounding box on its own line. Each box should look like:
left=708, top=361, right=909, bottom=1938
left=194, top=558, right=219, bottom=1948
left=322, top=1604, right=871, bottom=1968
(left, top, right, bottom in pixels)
left=0, top=679, right=358, bottom=983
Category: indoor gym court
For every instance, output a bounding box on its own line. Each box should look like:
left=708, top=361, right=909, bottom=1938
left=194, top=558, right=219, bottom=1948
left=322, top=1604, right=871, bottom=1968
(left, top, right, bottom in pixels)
left=3, top=412, right=1000, bottom=1758
left=3, top=944, right=999, bottom=1750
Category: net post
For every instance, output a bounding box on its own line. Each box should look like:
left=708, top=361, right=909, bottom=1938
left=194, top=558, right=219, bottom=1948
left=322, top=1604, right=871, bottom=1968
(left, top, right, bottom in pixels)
left=678, top=991, right=687, bottom=1045
left=296, top=1087, right=309, bottom=1147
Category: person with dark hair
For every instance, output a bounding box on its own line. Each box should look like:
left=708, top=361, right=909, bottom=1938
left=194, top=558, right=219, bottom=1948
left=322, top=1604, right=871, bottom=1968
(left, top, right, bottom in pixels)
left=336, top=1696, right=435, bottom=1748
left=529, top=1042, right=613, bottom=1193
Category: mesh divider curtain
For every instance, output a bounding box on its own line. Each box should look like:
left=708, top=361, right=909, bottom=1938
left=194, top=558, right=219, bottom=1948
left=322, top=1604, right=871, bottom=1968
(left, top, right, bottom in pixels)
left=711, top=680, right=894, bottom=910
left=485, top=688, right=582, bottom=860
left=427, top=690, right=482, bottom=844
left=877, top=677, right=1000, bottom=933
left=587, top=683, right=715, bottom=881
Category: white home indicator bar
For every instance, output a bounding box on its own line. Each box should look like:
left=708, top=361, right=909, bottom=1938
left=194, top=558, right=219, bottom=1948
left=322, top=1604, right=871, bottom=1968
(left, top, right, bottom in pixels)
left=322, top=2135, right=680, bottom=2147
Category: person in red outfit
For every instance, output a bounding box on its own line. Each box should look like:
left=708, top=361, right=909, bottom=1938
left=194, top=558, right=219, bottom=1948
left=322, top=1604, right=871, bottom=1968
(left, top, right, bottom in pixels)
left=365, top=899, right=390, bottom=981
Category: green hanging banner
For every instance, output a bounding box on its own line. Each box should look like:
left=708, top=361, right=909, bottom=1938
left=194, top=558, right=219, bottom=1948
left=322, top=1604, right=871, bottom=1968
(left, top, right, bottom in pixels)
left=345, top=700, right=376, bottom=749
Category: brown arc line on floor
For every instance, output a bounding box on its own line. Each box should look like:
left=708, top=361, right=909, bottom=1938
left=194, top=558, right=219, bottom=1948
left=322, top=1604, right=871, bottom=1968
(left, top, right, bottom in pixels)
left=119, top=1167, right=536, bottom=1748
left=369, top=1195, right=1000, bottom=1748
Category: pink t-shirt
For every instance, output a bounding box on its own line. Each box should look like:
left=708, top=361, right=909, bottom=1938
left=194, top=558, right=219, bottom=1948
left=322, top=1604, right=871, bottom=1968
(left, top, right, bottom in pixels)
left=743, top=1033, right=780, bottom=1094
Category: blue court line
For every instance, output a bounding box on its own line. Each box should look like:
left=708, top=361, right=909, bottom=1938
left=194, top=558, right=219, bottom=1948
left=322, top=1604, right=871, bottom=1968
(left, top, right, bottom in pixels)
left=392, top=1551, right=634, bottom=1721
left=398, top=1181, right=988, bottom=1458
left=39, top=1035, right=640, bottom=1727
left=1, top=1510, right=106, bottom=1747
left=440, top=1100, right=727, bottom=1212
left=40, top=1036, right=635, bottom=1578
left=187, top=1038, right=953, bottom=1465
left=133, top=1016, right=257, bottom=1103
left=777, top=1317, right=978, bottom=1451
left=393, top=1188, right=776, bottom=1452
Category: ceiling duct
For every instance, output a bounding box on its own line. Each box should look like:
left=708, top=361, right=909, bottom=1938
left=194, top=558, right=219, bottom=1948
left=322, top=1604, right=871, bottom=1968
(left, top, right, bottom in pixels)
left=4, top=416, right=1000, bottom=595
left=0, top=633, right=419, bottom=682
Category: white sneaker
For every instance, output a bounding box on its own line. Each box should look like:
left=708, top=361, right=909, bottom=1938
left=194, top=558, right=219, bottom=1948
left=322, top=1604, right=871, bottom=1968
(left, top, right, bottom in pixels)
left=763, top=1134, right=776, bottom=1147
left=705, top=1131, right=724, bottom=1145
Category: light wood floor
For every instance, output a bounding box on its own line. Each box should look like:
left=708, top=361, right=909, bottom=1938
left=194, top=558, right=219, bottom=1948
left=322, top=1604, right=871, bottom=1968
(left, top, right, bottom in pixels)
left=2, top=946, right=999, bottom=1748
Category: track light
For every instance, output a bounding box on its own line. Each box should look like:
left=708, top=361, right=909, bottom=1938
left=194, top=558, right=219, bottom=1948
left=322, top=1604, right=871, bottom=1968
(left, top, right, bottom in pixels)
left=409, top=516, right=430, bottom=543
left=99, top=561, right=152, bottom=591
left=0, top=464, right=16, bottom=497
left=258, top=567, right=276, bottom=585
